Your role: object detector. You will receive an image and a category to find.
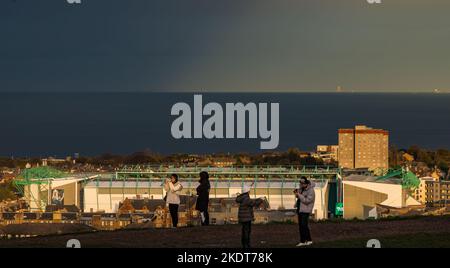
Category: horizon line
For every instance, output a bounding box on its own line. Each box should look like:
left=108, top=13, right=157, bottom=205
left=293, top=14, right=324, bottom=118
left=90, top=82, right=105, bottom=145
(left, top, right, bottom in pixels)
left=0, top=90, right=449, bottom=94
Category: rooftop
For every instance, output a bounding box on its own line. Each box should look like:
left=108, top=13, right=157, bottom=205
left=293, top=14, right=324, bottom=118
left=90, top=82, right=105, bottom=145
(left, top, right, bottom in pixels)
left=344, top=174, right=402, bottom=185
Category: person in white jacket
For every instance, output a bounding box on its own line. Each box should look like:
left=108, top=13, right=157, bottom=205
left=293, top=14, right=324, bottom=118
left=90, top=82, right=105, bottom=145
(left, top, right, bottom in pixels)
left=164, top=173, right=183, bottom=228
left=294, top=176, right=315, bottom=247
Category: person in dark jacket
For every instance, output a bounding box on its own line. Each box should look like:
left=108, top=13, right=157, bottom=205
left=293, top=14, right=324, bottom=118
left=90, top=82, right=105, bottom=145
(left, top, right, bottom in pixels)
left=196, top=171, right=211, bottom=226
left=235, top=184, right=263, bottom=248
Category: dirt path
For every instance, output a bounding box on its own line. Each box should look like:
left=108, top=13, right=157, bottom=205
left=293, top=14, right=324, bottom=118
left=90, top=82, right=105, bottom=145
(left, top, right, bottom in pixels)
left=1, top=216, right=449, bottom=248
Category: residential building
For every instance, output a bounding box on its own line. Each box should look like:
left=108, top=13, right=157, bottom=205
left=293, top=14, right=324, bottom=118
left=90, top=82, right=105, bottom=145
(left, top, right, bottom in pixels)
left=425, top=180, right=441, bottom=205
left=338, top=125, right=389, bottom=170
left=316, top=145, right=339, bottom=163
left=439, top=180, right=450, bottom=207
left=412, top=177, right=439, bottom=204
left=212, top=157, right=237, bottom=167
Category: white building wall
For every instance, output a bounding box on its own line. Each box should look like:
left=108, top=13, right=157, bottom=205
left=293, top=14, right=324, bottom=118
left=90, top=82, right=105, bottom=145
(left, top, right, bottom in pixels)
left=82, top=181, right=329, bottom=219
left=83, top=187, right=98, bottom=212
left=343, top=181, right=403, bottom=208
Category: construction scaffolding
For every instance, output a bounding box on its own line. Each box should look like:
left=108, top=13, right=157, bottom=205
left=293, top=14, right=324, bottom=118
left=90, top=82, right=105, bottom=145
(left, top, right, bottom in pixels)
left=14, top=167, right=97, bottom=212
left=376, top=168, right=421, bottom=189
left=14, top=167, right=67, bottom=212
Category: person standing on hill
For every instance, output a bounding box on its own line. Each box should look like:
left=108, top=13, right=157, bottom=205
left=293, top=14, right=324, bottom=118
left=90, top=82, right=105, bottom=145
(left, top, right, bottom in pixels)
left=294, top=176, right=315, bottom=247
left=236, top=183, right=263, bottom=248
left=196, top=171, right=211, bottom=226
left=164, top=173, right=183, bottom=228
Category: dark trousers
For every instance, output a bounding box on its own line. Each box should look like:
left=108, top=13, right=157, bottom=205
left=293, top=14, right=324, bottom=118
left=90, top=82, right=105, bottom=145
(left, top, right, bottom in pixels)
left=298, top=212, right=312, bottom=243
left=169, top=204, right=179, bottom=227
left=241, top=221, right=252, bottom=248
left=200, top=210, right=209, bottom=226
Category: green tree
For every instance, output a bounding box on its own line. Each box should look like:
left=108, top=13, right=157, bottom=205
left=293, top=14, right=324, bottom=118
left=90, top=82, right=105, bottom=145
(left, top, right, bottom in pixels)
left=0, top=182, right=16, bottom=201
left=417, top=150, right=433, bottom=166
left=438, top=161, right=449, bottom=175
left=408, top=145, right=424, bottom=159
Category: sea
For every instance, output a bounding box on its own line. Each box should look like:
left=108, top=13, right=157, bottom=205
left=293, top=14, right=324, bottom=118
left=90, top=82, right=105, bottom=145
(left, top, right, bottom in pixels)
left=0, top=92, right=448, bottom=157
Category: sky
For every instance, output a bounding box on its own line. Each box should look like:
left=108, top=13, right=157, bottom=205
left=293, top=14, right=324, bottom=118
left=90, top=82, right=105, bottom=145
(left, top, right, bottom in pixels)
left=1, top=0, right=450, bottom=93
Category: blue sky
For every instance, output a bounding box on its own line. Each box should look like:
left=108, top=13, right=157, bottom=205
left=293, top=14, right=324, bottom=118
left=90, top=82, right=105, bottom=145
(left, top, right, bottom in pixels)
left=1, top=0, right=450, bottom=92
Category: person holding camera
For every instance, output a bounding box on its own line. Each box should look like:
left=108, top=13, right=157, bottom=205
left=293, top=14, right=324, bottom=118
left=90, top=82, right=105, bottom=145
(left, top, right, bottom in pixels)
left=163, top=173, right=183, bottom=228
left=294, top=176, right=315, bottom=247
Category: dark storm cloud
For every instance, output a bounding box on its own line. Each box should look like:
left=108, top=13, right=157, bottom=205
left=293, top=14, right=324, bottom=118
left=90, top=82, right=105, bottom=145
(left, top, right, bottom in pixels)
left=1, top=0, right=450, bottom=92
